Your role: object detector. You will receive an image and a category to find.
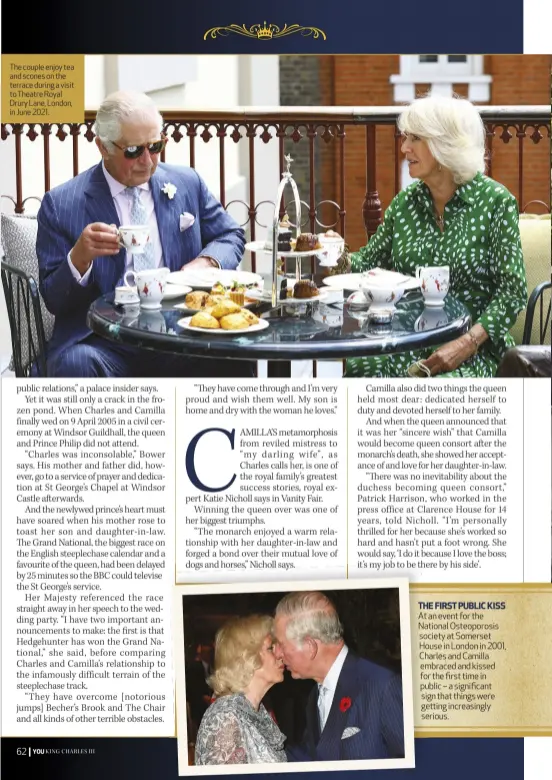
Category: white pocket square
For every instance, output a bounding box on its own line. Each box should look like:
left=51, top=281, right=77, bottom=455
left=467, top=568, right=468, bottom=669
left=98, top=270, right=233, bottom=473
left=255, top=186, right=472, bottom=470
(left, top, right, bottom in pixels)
left=341, top=727, right=361, bottom=740
left=180, top=212, right=196, bottom=231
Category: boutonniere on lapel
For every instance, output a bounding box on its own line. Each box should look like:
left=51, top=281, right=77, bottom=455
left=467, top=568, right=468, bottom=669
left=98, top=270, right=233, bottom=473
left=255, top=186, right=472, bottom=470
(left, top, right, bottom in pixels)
left=161, top=182, right=177, bottom=200
left=339, top=697, right=352, bottom=713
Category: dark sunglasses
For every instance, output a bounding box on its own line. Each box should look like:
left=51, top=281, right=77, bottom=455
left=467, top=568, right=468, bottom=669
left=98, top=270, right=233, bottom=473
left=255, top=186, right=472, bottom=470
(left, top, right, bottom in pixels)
left=112, top=137, right=166, bottom=159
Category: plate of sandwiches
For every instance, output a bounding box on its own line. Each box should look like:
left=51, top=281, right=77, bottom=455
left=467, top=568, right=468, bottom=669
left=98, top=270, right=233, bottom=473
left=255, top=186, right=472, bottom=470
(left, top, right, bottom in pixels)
left=178, top=299, right=269, bottom=334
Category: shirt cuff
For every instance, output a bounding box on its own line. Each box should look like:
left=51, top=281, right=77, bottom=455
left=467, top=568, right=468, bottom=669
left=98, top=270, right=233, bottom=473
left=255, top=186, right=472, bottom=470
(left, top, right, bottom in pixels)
left=68, top=252, right=93, bottom=285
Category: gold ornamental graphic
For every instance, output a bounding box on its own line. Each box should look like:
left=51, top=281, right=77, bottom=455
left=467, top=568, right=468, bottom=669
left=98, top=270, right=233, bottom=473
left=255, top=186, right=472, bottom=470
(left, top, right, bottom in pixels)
left=204, top=22, right=327, bottom=40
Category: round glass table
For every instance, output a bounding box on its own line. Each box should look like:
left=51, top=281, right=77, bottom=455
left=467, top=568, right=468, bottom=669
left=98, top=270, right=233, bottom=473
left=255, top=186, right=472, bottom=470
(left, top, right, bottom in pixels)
left=87, top=291, right=471, bottom=376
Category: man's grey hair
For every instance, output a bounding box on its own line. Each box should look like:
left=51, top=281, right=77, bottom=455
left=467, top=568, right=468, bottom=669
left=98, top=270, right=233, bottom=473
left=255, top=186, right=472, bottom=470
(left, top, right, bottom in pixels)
left=94, top=91, right=164, bottom=153
left=275, top=591, right=343, bottom=646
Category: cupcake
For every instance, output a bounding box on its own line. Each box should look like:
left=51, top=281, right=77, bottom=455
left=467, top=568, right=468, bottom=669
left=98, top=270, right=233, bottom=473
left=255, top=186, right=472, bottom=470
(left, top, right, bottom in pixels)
left=228, top=281, right=246, bottom=306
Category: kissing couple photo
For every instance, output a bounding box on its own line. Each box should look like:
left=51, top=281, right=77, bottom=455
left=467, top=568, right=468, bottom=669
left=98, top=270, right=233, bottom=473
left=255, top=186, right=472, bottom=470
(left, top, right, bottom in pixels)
left=174, top=581, right=415, bottom=774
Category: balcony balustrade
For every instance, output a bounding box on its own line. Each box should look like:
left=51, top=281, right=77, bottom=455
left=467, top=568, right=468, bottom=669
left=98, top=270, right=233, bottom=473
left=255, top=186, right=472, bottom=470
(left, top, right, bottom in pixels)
left=1, top=106, right=550, bottom=273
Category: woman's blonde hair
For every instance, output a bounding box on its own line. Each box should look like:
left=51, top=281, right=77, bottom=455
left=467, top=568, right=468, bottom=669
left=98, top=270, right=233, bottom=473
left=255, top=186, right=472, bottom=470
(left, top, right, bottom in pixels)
left=398, top=94, right=486, bottom=185
left=208, top=615, right=273, bottom=697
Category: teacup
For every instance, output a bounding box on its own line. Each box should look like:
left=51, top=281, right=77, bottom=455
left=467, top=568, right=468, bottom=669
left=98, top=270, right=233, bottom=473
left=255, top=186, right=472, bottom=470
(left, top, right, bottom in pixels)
left=359, top=277, right=405, bottom=309
left=124, top=267, right=170, bottom=310
left=118, top=225, right=151, bottom=255
left=114, top=285, right=139, bottom=306
left=318, top=233, right=345, bottom=267
left=416, top=266, right=449, bottom=307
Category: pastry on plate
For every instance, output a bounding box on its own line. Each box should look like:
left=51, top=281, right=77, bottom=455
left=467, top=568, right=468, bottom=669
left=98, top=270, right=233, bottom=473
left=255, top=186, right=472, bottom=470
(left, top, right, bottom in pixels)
left=263, top=213, right=293, bottom=251
left=210, top=299, right=242, bottom=319
left=228, top=281, right=246, bottom=306
left=277, top=213, right=293, bottom=251
left=293, top=280, right=319, bottom=299
left=219, top=312, right=250, bottom=330
left=185, top=291, right=209, bottom=309
left=190, top=311, right=220, bottom=329
left=210, top=282, right=227, bottom=295
left=292, top=233, right=322, bottom=252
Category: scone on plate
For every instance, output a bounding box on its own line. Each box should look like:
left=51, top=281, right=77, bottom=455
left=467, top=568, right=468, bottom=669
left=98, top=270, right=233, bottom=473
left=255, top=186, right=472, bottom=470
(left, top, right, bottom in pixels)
left=210, top=300, right=242, bottom=319
left=185, top=291, right=209, bottom=309
left=205, top=294, right=225, bottom=307
left=219, top=313, right=250, bottom=330
left=240, top=309, right=260, bottom=325
left=190, top=312, right=220, bottom=329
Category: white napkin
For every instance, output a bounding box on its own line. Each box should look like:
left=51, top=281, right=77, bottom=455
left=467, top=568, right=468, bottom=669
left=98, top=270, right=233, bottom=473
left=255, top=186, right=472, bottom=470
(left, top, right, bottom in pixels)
left=179, top=212, right=196, bottom=231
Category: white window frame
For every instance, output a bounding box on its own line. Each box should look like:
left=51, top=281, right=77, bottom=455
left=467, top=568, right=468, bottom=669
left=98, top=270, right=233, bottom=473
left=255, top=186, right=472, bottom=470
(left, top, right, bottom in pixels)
left=390, top=55, right=492, bottom=102
left=106, top=55, right=198, bottom=95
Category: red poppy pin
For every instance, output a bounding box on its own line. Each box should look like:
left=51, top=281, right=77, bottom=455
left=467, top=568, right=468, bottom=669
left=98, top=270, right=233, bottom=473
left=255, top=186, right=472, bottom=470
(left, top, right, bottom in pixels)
left=339, top=697, right=352, bottom=712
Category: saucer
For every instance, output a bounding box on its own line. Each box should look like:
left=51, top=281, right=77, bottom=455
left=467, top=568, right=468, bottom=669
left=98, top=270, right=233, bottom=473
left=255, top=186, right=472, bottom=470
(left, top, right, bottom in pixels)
left=114, top=293, right=140, bottom=306
left=319, top=259, right=339, bottom=268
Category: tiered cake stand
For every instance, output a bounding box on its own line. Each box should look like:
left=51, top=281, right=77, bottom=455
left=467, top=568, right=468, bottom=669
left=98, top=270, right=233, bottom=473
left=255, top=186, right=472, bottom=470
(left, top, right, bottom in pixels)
left=244, top=155, right=322, bottom=307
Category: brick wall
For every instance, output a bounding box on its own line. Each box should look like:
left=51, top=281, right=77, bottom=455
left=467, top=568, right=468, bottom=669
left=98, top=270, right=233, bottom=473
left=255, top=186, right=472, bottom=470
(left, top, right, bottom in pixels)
left=320, top=55, right=400, bottom=248
left=279, top=55, right=551, bottom=251
left=485, top=55, right=551, bottom=212
left=279, top=56, right=323, bottom=233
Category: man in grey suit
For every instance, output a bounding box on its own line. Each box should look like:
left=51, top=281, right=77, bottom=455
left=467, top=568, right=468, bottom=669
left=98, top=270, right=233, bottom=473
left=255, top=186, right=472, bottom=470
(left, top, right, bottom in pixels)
left=273, top=591, right=404, bottom=762
left=37, top=90, right=249, bottom=377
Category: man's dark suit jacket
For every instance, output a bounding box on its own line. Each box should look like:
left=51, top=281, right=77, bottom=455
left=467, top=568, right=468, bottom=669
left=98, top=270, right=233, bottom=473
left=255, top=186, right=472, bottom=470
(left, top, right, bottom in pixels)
left=36, top=162, right=245, bottom=362
left=287, top=652, right=404, bottom=762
